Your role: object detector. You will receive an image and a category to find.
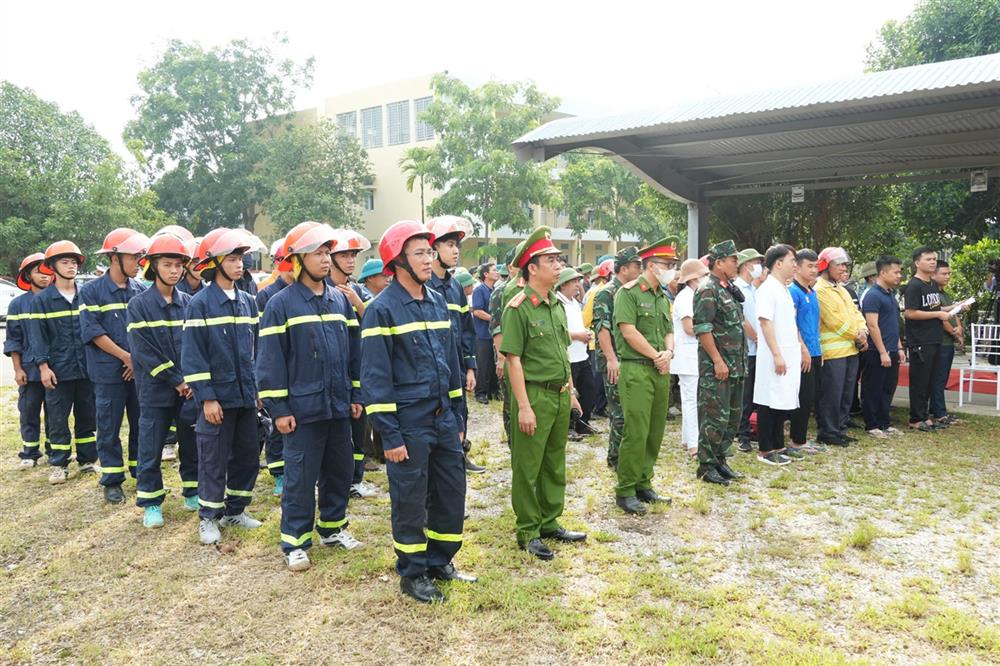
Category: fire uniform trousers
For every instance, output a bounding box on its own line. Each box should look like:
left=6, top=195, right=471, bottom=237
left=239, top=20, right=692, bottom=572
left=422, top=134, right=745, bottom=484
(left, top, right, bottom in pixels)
left=181, top=282, right=260, bottom=520
left=127, top=286, right=198, bottom=507
left=28, top=283, right=97, bottom=468
left=591, top=277, right=625, bottom=466
left=256, top=279, right=289, bottom=478
left=256, top=281, right=361, bottom=553
left=79, top=273, right=145, bottom=486
left=613, top=277, right=672, bottom=498
left=428, top=270, right=477, bottom=449
left=499, top=285, right=573, bottom=545
left=330, top=278, right=371, bottom=485
left=4, top=291, right=50, bottom=460
left=361, top=280, right=466, bottom=579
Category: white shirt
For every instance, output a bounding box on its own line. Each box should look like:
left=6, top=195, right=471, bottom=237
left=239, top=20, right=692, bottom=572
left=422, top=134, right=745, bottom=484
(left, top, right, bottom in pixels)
left=735, top=277, right=759, bottom=355
left=222, top=288, right=236, bottom=301
left=754, top=275, right=801, bottom=410
left=557, top=292, right=589, bottom=363
left=670, top=287, right=699, bottom=376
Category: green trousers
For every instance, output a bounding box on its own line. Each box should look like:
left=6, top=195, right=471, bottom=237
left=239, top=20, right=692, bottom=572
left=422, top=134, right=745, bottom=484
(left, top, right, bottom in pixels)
left=604, top=375, right=624, bottom=467
left=697, top=375, right=743, bottom=476
left=510, top=384, right=569, bottom=544
left=616, top=362, right=670, bottom=497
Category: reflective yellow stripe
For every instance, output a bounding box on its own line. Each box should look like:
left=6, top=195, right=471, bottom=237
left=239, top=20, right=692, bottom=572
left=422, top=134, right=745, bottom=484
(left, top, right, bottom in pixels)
left=128, top=460, right=137, bottom=467
left=449, top=388, right=463, bottom=399
left=100, top=465, right=127, bottom=473
left=6, top=313, right=31, bottom=321
left=50, top=443, right=72, bottom=451
left=361, top=320, right=451, bottom=338
left=74, top=436, right=96, bottom=444
left=184, top=315, right=258, bottom=330
left=834, top=321, right=850, bottom=336
left=39, top=308, right=81, bottom=319
left=346, top=319, right=359, bottom=327
left=136, top=489, right=166, bottom=499
left=822, top=339, right=855, bottom=350
left=23, top=441, right=40, bottom=447
left=169, top=425, right=177, bottom=432
left=81, top=302, right=128, bottom=313
left=366, top=403, right=397, bottom=414
left=150, top=360, right=174, bottom=377
left=446, top=303, right=470, bottom=314
left=353, top=453, right=364, bottom=461
left=259, top=313, right=353, bottom=337
left=394, top=540, right=427, bottom=553
left=266, top=461, right=285, bottom=469
left=184, top=372, right=211, bottom=383
left=317, top=517, right=347, bottom=529
left=199, top=498, right=225, bottom=509
left=127, top=319, right=184, bottom=331
left=180, top=480, right=198, bottom=488
left=281, top=532, right=313, bottom=547
left=426, top=529, right=462, bottom=543
left=225, top=487, right=253, bottom=497
left=351, top=380, right=361, bottom=389
left=258, top=388, right=289, bottom=399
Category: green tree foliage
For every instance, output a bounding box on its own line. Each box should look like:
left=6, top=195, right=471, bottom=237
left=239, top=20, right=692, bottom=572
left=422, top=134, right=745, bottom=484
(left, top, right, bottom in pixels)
left=125, top=37, right=314, bottom=233
left=418, top=73, right=560, bottom=238
left=949, top=238, right=1000, bottom=321
left=399, top=147, right=435, bottom=223
left=259, top=119, right=372, bottom=234
left=635, top=184, right=689, bottom=244
left=0, top=82, right=167, bottom=274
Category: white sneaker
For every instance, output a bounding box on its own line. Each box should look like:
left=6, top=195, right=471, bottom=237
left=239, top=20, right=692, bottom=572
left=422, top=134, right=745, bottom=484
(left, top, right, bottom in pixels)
left=285, top=548, right=311, bottom=571
left=350, top=482, right=378, bottom=498
left=161, top=444, right=177, bottom=462
left=866, top=428, right=889, bottom=439
left=199, top=518, right=222, bottom=545
left=18, top=458, right=38, bottom=470
left=320, top=530, right=363, bottom=550
left=49, top=467, right=69, bottom=484
left=78, top=462, right=97, bottom=474
left=219, top=512, right=262, bottom=529
left=884, top=427, right=903, bottom=436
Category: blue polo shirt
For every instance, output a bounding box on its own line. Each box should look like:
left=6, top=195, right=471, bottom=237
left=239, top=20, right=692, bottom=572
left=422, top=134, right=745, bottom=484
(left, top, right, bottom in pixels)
left=471, top=282, right=493, bottom=341
left=861, top=283, right=900, bottom=353
left=789, top=280, right=821, bottom=358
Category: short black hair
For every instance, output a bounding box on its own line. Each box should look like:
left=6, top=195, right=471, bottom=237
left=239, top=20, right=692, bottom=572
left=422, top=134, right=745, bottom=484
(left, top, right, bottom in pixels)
left=876, top=255, right=902, bottom=275
left=911, top=246, right=937, bottom=264
left=796, top=248, right=818, bottom=263
left=935, top=259, right=950, bottom=270
left=764, top=244, right=794, bottom=270
left=478, top=262, right=494, bottom=279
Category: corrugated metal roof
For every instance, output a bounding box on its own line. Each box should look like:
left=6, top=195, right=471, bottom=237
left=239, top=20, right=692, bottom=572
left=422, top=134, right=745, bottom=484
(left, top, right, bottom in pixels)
left=514, top=53, right=1000, bottom=146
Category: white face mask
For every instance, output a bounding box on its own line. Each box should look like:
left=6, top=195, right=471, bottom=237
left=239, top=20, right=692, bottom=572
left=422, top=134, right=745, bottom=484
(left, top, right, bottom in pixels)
left=750, top=264, right=763, bottom=279
left=656, top=268, right=676, bottom=288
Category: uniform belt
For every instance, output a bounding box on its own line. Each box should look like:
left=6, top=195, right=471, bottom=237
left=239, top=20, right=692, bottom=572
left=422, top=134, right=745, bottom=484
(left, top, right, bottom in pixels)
left=525, top=380, right=569, bottom=393
left=621, top=358, right=656, bottom=367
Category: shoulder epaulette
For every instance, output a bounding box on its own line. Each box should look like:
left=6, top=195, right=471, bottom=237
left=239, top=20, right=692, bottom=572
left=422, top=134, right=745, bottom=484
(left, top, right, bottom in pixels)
left=621, top=279, right=639, bottom=289
left=508, top=292, right=527, bottom=309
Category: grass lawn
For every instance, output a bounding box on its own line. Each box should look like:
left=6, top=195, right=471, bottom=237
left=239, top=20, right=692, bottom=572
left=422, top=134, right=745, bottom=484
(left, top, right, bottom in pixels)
left=1, top=388, right=999, bottom=665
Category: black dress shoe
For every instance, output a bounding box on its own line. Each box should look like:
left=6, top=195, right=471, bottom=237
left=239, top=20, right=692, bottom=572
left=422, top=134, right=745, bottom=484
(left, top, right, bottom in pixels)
left=841, top=434, right=859, bottom=443
left=522, top=538, right=554, bottom=560
left=464, top=456, right=487, bottom=474
left=427, top=563, right=477, bottom=583
left=616, top=495, right=647, bottom=515
left=541, top=528, right=587, bottom=542
left=104, top=484, right=125, bottom=504
left=698, top=469, right=730, bottom=486
left=737, top=439, right=754, bottom=453
left=400, top=575, right=445, bottom=602
left=636, top=489, right=671, bottom=504
left=476, top=396, right=489, bottom=405
left=716, top=463, right=744, bottom=480
left=818, top=436, right=850, bottom=447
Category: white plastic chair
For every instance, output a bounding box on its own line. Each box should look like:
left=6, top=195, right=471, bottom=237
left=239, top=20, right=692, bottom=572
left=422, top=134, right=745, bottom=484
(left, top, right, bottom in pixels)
left=959, top=324, right=1000, bottom=410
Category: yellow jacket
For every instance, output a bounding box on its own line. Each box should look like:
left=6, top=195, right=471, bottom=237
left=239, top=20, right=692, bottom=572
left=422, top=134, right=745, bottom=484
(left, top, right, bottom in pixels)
left=816, top=277, right=865, bottom=360
left=582, top=284, right=602, bottom=351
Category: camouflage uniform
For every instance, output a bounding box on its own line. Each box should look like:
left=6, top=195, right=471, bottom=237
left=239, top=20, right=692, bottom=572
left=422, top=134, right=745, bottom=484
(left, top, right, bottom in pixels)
left=491, top=245, right=527, bottom=443
left=692, top=241, right=747, bottom=478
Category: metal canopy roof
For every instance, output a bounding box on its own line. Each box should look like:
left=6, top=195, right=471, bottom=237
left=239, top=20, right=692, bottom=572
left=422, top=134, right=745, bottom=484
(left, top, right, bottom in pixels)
left=512, top=53, right=1000, bottom=203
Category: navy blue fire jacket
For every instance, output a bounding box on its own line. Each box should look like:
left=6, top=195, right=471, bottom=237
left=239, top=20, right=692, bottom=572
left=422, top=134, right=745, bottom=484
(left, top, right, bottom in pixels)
left=28, top=283, right=89, bottom=381
left=126, top=285, right=191, bottom=408
left=428, top=270, right=477, bottom=372
left=4, top=291, right=41, bottom=381
left=79, top=272, right=146, bottom=384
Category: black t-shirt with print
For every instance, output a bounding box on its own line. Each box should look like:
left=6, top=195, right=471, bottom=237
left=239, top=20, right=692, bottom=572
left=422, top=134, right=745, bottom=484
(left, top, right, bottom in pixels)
left=903, top=276, right=943, bottom=347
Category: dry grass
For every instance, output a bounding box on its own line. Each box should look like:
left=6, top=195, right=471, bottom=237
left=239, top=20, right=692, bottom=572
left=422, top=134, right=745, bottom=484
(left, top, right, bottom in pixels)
left=1, top=387, right=999, bottom=665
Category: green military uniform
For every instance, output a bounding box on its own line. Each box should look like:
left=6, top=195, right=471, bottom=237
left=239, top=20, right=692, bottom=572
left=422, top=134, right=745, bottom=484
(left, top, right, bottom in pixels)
left=693, top=240, right=747, bottom=478
left=491, top=243, right=527, bottom=443
left=591, top=247, right=641, bottom=467
left=499, top=229, right=572, bottom=546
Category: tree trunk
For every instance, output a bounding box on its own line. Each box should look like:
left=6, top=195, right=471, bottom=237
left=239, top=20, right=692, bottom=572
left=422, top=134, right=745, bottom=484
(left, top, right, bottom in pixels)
left=419, top=178, right=425, bottom=223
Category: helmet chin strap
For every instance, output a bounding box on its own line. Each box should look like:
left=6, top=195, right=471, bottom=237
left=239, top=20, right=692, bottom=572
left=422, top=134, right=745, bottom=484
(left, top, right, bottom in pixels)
left=295, top=255, right=326, bottom=284
left=212, top=256, right=235, bottom=284
left=49, top=259, right=75, bottom=282
left=396, top=255, right=425, bottom=284
left=330, top=253, right=352, bottom=281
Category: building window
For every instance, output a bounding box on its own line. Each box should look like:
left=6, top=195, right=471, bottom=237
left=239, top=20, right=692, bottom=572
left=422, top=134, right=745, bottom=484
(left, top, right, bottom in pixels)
left=414, top=96, right=434, bottom=141
left=594, top=244, right=603, bottom=253
left=387, top=100, right=410, bottom=146
left=336, top=111, right=357, bottom=137
left=362, top=191, right=375, bottom=211
left=361, top=106, right=382, bottom=149
left=560, top=242, right=570, bottom=251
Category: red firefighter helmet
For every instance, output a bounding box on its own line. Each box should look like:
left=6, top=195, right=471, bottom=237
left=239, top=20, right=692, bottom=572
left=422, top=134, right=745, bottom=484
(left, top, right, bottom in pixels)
left=17, top=252, right=50, bottom=291
left=379, top=220, right=434, bottom=276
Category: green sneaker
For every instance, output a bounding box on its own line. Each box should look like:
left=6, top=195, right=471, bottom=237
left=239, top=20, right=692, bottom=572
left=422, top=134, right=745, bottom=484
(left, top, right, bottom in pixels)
left=143, top=505, right=164, bottom=529
left=784, top=447, right=805, bottom=460
left=182, top=495, right=199, bottom=511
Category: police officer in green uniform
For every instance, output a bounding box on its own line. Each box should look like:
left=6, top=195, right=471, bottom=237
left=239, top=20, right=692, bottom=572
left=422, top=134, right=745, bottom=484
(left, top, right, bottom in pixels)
left=500, top=227, right=586, bottom=561
left=693, top=240, right=747, bottom=486
left=591, top=246, right=642, bottom=468
left=613, top=238, right=677, bottom=515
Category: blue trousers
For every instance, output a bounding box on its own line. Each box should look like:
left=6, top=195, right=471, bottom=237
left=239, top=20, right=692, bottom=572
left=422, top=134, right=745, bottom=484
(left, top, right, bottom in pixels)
left=136, top=399, right=199, bottom=507
left=264, top=424, right=284, bottom=478
left=930, top=344, right=955, bottom=419
left=196, top=406, right=259, bottom=520
left=860, top=349, right=899, bottom=431
left=385, top=403, right=466, bottom=579
left=350, top=412, right=366, bottom=484
left=45, top=379, right=97, bottom=468
left=279, top=418, right=353, bottom=553
left=17, top=381, right=50, bottom=460
left=95, top=381, right=140, bottom=486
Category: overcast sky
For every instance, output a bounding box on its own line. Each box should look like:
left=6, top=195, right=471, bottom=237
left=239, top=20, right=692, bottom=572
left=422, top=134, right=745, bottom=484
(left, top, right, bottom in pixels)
left=1, top=0, right=917, bottom=157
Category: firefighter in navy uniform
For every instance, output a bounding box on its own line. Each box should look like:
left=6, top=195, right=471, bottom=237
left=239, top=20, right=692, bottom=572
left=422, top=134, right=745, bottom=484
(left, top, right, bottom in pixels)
left=29, top=241, right=98, bottom=484
left=361, top=220, right=475, bottom=603
left=127, top=233, right=200, bottom=527
left=79, top=228, right=150, bottom=504
left=182, top=228, right=263, bottom=546
left=426, top=215, right=484, bottom=473
left=5, top=253, right=53, bottom=468
left=257, top=223, right=365, bottom=571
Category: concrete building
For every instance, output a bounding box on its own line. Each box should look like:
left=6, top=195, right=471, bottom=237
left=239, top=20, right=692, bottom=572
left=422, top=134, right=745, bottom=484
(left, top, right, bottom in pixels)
left=255, top=75, right=637, bottom=271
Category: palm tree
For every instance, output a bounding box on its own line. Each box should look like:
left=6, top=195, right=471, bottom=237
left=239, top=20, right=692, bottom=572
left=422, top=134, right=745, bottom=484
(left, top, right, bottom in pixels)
left=399, top=147, right=435, bottom=223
